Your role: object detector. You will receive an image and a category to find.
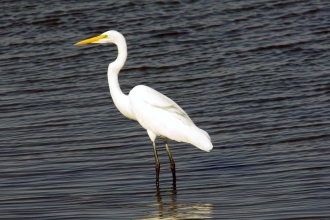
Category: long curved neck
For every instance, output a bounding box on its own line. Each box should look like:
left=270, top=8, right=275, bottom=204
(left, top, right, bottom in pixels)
left=108, top=34, right=136, bottom=120
left=111, top=33, right=127, bottom=73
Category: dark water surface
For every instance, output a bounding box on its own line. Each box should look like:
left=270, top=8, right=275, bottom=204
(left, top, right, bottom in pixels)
left=1, top=0, right=330, bottom=219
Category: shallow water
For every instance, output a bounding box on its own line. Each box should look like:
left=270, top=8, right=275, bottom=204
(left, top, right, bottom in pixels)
left=1, top=0, right=330, bottom=219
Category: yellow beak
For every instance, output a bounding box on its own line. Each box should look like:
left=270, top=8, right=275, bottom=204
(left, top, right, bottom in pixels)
left=74, top=34, right=107, bottom=45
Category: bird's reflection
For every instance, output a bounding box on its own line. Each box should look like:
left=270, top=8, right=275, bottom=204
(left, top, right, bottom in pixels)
left=137, top=185, right=212, bottom=220
left=155, top=184, right=177, bottom=219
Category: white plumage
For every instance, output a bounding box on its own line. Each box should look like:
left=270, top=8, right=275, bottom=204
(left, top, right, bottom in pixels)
left=75, top=30, right=213, bottom=185
left=129, top=85, right=212, bottom=152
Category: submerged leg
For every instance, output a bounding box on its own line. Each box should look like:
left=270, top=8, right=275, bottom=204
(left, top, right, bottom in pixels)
left=163, top=138, right=176, bottom=186
left=152, top=141, right=160, bottom=186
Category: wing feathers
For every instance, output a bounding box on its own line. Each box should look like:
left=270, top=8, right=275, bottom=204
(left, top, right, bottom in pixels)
left=132, top=85, right=195, bottom=126
left=129, top=85, right=213, bottom=151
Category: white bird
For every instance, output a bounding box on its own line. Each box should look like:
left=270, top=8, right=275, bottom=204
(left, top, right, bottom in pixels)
left=75, top=30, right=213, bottom=186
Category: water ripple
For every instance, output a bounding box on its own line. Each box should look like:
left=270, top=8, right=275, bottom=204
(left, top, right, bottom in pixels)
left=1, top=0, right=330, bottom=219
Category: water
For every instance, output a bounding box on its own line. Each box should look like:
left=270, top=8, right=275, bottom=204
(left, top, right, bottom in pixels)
left=1, top=0, right=330, bottom=219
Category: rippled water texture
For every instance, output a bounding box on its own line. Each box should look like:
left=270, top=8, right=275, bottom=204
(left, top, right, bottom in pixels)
left=1, top=0, right=330, bottom=219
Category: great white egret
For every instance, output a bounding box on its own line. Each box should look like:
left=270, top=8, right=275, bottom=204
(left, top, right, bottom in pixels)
left=75, top=30, right=213, bottom=186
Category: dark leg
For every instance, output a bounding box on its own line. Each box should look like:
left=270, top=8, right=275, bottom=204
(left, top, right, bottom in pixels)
left=163, top=138, right=176, bottom=186
left=152, top=141, right=160, bottom=185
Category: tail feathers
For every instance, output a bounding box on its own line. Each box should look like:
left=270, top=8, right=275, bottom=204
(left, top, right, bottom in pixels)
left=188, top=127, right=213, bottom=152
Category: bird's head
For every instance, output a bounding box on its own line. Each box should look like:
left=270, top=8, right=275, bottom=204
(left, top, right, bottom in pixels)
left=75, top=30, right=122, bottom=45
